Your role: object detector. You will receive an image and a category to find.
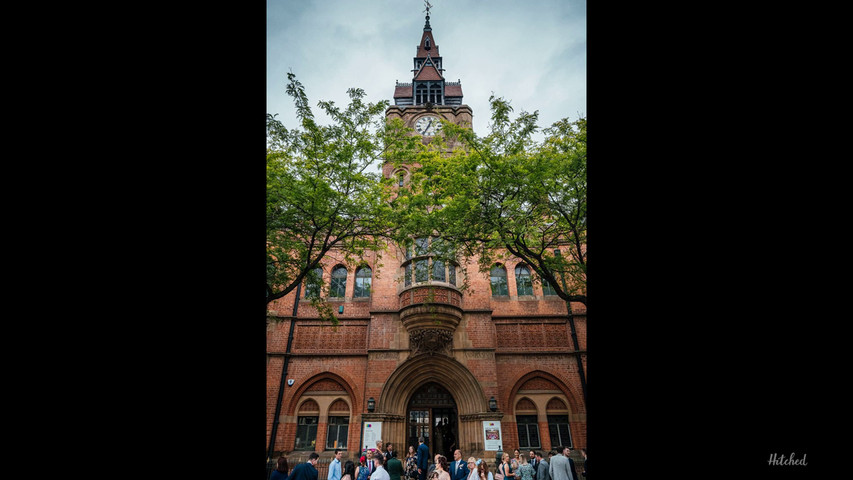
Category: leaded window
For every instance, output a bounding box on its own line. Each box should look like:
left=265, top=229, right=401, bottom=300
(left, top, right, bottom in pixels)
left=490, top=265, right=508, bottom=296
left=547, top=415, right=572, bottom=448
left=354, top=267, right=372, bottom=298
left=516, top=265, right=533, bottom=296
left=516, top=415, right=540, bottom=449
left=326, top=416, right=349, bottom=450
left=330, top=266, right=347, bottom=298
left=295, top=416, right=318, bottom=450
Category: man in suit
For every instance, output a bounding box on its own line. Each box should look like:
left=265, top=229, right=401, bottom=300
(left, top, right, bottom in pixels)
left=387, top=450, right=404, bottom=480
left=528, top=450, right=537, bottom=480
left=548, top=446, right=574, bottom=480
left=385, top=443, right=395, bottom=462
left=416, top=437, right=430, bottom=480
left=290, top=453, right=320, bottom=480
left=534, top=451, right=549, bottom=480
left=562, top=447, right=577, bottom=480
left=450, top=449, right=469, bottom=480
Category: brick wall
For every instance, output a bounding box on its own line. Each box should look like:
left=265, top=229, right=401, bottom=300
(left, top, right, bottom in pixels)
left=267, top=246, right=586, bottom=457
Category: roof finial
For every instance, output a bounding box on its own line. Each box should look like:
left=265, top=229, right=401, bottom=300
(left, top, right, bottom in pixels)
left=423, top=0, right=432, bottom=30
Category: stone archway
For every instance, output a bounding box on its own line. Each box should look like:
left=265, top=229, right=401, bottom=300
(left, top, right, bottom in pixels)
left=373, top=353, right=500, bottom=456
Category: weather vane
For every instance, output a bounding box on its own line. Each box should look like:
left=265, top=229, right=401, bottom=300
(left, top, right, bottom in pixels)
left=423, top=0, right=433, bottom=16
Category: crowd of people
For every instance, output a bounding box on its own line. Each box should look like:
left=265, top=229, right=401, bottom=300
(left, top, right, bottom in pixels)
left=269, top=439, right=586, bottom=480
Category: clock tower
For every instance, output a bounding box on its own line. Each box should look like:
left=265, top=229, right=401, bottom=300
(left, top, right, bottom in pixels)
left=385, top=9, right=472, bottom=167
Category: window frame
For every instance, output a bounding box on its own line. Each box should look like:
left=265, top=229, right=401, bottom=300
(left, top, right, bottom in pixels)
left=490, top=265, right=509, bottom=296
left=547, top=414, right=573, bottom=448
left=294, top=415, right=319, bottom=450
left=515, top=265, right=533, bottom=296
left=330, top=266, right=348, bottom=298
left=325, top=415, right=350, bottom=450
left=515, top=414, right=541, bottom=449
left=354, top=266, right=372, bottom=298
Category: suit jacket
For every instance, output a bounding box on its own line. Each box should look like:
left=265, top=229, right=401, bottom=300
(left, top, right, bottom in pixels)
left=450, top=460, right=469, bottom=480
left=529, top=459, right=538, bottom=480
left=536, top=460, right=549, bottom=480
left=566, top=458, right=576, bottom=480
left=417, top=444, right=430, bottom=471
left=387, top=458, right=404, bottom=480
left=548, top=455, right=574, bottom=480
left=290, top=462, right=319, bottom=480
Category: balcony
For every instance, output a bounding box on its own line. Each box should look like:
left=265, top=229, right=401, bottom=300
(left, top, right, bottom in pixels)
left=399, top=284, right=463, bottom=354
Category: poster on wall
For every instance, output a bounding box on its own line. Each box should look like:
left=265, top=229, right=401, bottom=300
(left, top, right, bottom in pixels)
left=482, top=421, right=502, bottom=451
left=363, top=421, right=383, bottom=453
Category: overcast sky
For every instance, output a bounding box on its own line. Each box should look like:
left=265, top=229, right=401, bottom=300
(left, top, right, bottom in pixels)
left=267, top=0, right=585, bottom=149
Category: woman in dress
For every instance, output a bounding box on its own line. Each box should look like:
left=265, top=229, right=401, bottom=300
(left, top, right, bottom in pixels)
left=511, top=450, right=521, bottom=473
left=478, top=459, right=493, bottom=480
left=498, top=453, right=514, bottom=480
left=465, top=457, right=479, bottom=480
left=514, top=456, right=534, bottom=480
left=343, top=461, right=356, bottom=480
left=406, top=446, right=418, bottom=480
left=356, top=456, right=370, bottom=480
left=433, top=455, right=451, bottom=480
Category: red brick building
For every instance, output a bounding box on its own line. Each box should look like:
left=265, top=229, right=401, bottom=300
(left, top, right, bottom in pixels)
left=266, top=11, right=586, bottom=470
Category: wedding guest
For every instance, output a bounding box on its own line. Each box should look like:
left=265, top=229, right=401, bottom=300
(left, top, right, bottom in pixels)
left=271, top=456, right=290, bottom=480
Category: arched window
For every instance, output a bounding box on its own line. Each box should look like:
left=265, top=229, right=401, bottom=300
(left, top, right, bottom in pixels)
left=398, top=172, right=405, bottom=187
left=546, top=397, right=573, bottom=448
left=330, top=266, right=347, bottom=298
left=490, top=265, right=508, bottom=296
left=326, top=399, right=350, bottom=450
left=354, top=266, right=372, bottom=298
left=295, top=399, right=320, bottom=450
left=515, top=398, right=540, bottom=449
left=516, top=265, right=533, bottom=296
left=305, top=267, right=323, bottom=298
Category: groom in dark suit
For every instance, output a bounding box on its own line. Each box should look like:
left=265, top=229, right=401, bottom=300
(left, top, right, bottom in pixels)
left=449, top=449, right=468, bottom=480
left=417, top=437, right=430, bottom=480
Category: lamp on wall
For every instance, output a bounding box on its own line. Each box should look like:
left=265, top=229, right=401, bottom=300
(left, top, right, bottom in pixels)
left=368, top=397, right=375, bottom=412
left=489, top=396, right=497, bottom=412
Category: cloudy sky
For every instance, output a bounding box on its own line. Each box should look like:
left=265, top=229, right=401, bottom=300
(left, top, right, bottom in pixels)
left=267, top=0, right=585, bottom=147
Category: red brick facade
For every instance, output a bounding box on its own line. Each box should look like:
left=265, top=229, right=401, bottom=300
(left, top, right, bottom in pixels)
left=266, top=245, right=587, bottom=462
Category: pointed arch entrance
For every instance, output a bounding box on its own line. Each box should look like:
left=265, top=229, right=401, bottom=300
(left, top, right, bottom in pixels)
left=407, top=382, right=458, bottom=460
left=375, top=353, right=501, bottom=458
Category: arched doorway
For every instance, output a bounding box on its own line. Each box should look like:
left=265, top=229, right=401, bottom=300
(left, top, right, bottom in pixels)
left=407, top=382, right=458, bottom=460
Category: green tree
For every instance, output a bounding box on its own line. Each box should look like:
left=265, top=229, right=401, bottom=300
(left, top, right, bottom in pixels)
left=389, top=95, right=587, bottom=306
left=266, top=73, right=405, bottom=314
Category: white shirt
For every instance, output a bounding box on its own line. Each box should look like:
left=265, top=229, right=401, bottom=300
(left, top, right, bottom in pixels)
left=372, top=465, right=391, bottom=480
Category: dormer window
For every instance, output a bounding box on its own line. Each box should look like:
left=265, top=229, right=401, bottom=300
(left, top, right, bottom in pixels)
left=424, top=38, right=431, bottom=49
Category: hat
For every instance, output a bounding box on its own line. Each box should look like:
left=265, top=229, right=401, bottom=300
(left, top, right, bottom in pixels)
left=360, top=456, right=367, bottom=463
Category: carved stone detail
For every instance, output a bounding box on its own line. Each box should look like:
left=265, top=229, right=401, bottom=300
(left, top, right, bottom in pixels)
left=410, top=328, right=453, bottom=356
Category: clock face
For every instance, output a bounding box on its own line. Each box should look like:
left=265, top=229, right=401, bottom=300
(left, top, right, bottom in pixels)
left=415, top=115, right=442, bottom=136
